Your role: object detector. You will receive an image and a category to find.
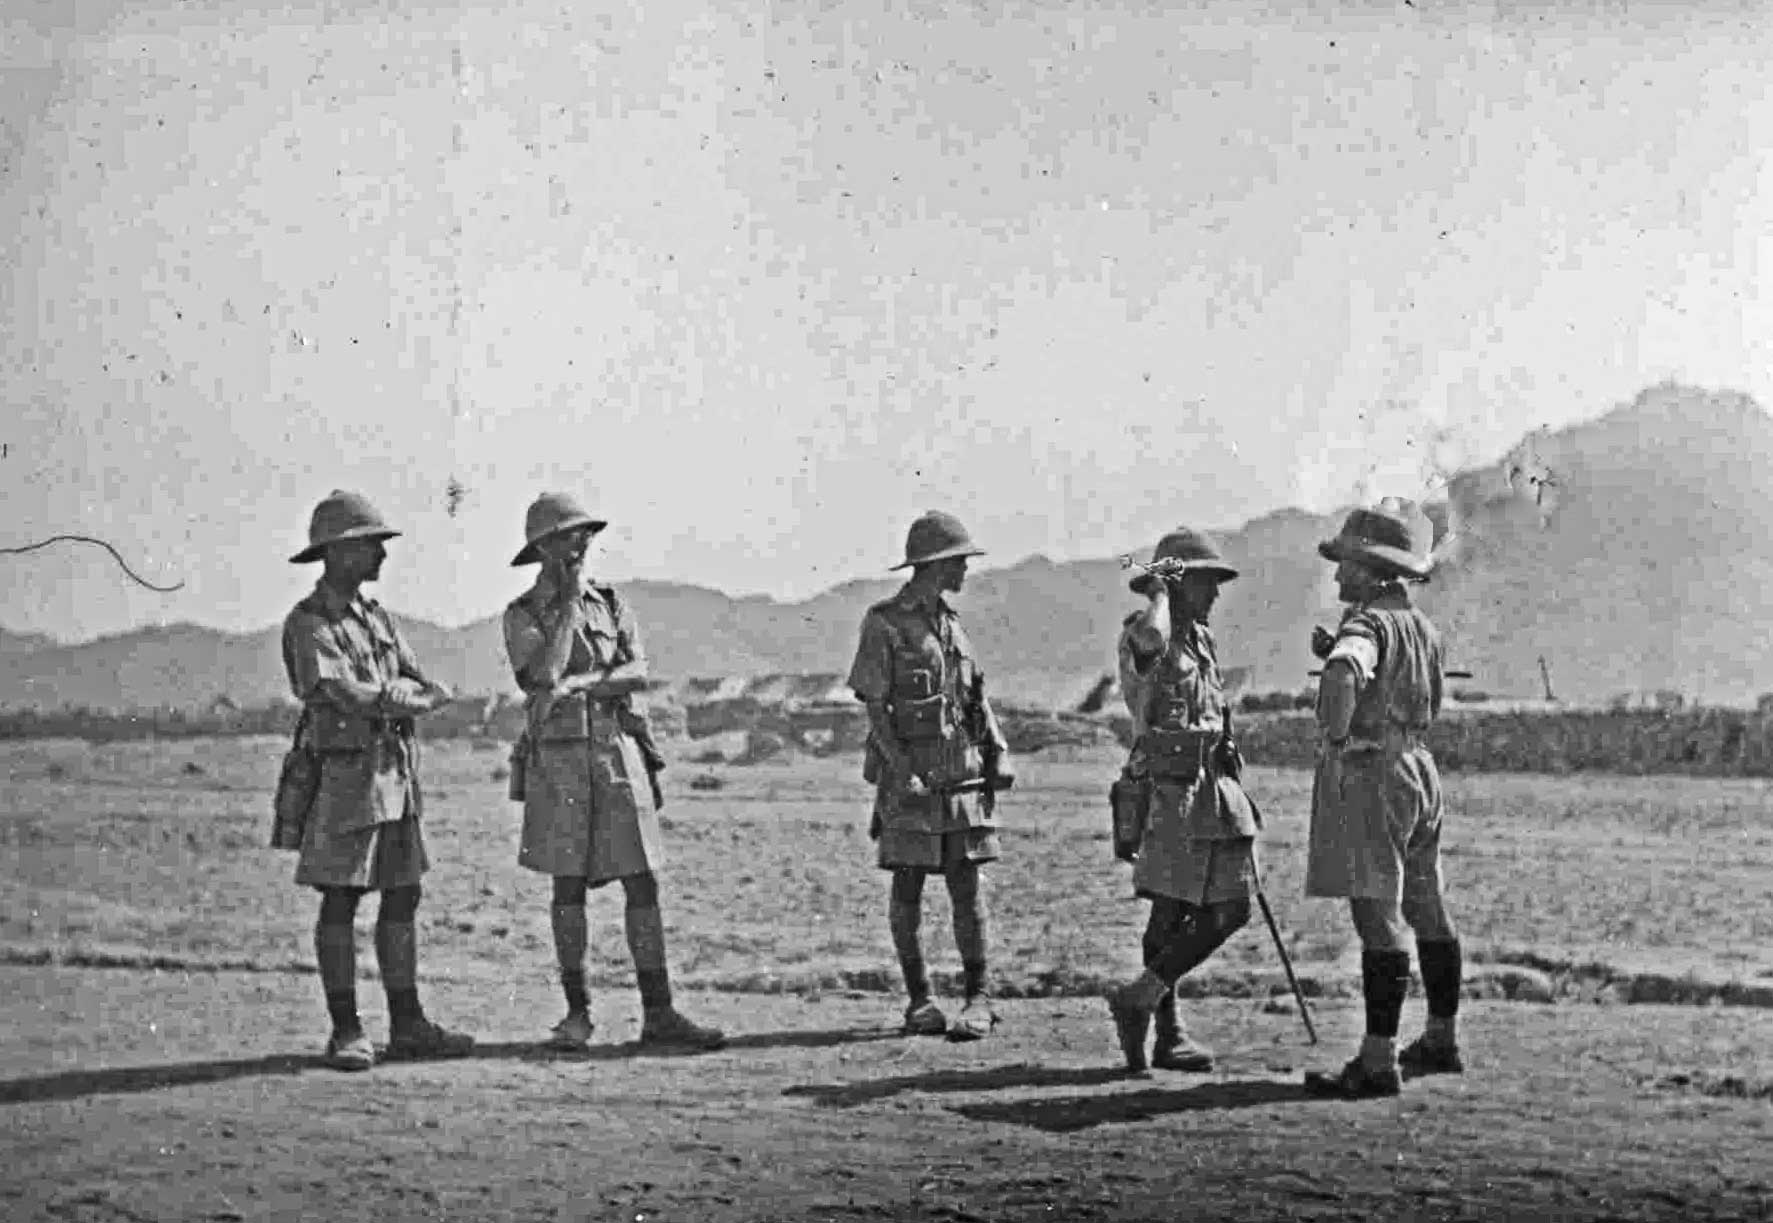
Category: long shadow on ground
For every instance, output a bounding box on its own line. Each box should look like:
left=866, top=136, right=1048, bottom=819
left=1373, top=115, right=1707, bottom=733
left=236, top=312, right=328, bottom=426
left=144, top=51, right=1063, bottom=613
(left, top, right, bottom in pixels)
left=784, top=1062, right=1318, bottom=1127
left=0, top=1027, right=898, bottom=1105
left=784, top=1061, right=1148, bottom=1107
left=952, top=1079, right=1317, bottom=1132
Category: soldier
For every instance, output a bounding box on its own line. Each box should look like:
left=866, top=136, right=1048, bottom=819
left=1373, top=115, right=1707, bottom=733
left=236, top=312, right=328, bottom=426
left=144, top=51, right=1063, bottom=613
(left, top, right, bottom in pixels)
left=1301, top=497, right=1463, bottom=1098
left=503, top=492, right=725, bottom=1053
left=280, top=490, right=475, bottom=1072
left=847, top=511, right=1014, bottom=1041
left=1104, top=528, right=1260, bottom=1074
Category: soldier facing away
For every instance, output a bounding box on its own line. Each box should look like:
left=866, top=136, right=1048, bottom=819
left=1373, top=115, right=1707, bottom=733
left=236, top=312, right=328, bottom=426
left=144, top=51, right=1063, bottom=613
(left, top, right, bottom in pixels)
left=846, top=511, right=1014, bottom=1041
left=502, top=492, right=725, bottom=1053
left=1302, top=498, right=1465, bottom=1098
left=1103, top=528, right=1261, bottom=1074
left=279, top=490, right=475, bottom=1072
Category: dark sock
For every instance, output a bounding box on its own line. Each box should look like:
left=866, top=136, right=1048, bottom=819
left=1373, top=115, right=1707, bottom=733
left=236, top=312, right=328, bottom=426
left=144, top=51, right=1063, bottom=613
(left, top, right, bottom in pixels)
left=561, top=968, right=590, bottom=1013
left=962, top=960, right=987, bottom=999
left=636, top=970, right=672, bottom=1011
left=387, top=987, right=425, bottom=1030
left=325, top=990, right=360, bottom=1035
left=1417, top=938, right=1463, bottom=1022
left=889, top=892, right=928, bottom=1004
left=1361, top=949, right=1412, bottom=1038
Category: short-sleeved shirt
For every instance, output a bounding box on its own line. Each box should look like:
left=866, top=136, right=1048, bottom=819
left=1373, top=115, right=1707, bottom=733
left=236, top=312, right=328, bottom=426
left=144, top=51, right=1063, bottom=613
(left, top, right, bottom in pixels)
left=282, top=581, right=429, bottom=706
left=503, top=573, right=646, bottom=690
left=1330, top=587, right=1443, bottom=738
left=847, top=583, right=991, bottom=830
left=1118, top=616, right=1224, bottom=742
left=279, top=581, right=427, bottom=845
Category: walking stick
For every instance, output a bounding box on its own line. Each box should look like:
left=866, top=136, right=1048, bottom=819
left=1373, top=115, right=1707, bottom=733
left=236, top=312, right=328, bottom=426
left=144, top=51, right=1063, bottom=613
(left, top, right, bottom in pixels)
left=1253, top=868, right=1318, bottom=1045
left=1220, top=705, right=1317, bottom=1045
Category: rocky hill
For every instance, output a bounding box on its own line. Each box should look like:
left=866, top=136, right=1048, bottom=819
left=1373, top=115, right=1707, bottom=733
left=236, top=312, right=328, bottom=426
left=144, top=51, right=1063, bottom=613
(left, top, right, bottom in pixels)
left=3, top=383, right=1769, bottom=711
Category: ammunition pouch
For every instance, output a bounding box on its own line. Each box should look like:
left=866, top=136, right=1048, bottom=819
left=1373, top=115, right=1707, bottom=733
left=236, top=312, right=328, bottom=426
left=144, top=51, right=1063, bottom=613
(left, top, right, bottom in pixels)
left=889, top=667, right=950, bottom=742
left=270, top=709, right=319, bottom=851
left=308, top=707, right=411, bottom=754
left=1109, top=774, right=1149, bottom=860
left=507, top=731, right=530, bottom=803
left=1142, top=727, right=1216, bottom=781
left=890, top=695, right=949, bottom=743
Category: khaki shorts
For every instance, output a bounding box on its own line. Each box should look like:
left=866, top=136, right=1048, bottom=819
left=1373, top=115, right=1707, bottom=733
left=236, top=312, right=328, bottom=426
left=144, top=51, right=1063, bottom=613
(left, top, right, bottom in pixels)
left=878, top=827, right=1001, bottom=872
left=1136, top=837, right=1257, bottom=906
left=1305, top=745, right=1444, bottom=904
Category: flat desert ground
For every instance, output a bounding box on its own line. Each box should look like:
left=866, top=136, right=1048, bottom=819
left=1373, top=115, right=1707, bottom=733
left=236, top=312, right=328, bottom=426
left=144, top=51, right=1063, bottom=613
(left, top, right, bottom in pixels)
left=1, top=738, right=1770, bottom=1222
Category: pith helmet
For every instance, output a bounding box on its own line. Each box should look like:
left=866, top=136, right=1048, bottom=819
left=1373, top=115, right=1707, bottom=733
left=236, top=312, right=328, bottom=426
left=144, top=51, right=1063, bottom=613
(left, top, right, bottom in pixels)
left=512, top=491, right=608, bottom=566
left=1318, top=497, right=1434, bottom=581
left=289, top=490, right=401, bottom=564
left=891, top=510, right=985, bottom=571
left=1128, top=527, right=1239, bottom=594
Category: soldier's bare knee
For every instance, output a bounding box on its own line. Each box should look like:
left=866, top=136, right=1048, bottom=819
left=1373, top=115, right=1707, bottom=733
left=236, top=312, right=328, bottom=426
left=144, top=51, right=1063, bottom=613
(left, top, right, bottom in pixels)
left=1350, top=898, right=1409, bottom=950
left=1404, top=891, right=1456, bottom=941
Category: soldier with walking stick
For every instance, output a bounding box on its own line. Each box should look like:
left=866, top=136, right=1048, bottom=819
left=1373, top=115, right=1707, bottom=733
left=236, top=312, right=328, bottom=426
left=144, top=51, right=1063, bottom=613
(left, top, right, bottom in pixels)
left=1103, top=528, right=1264, bottom=1074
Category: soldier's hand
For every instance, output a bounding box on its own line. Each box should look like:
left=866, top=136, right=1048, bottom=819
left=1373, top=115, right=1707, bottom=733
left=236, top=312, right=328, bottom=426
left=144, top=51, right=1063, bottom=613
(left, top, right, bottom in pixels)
left=901, top=770, right=930, bottom=798
left=382, top=678, right=435, bottom=711
left=1310, top=625, right=1336, bottom=660
left=1214, top=738, right=1244, bottom=781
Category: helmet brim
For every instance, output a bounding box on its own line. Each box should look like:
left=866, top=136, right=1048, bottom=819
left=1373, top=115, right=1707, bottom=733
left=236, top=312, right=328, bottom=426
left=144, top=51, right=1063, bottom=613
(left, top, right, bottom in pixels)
left=1128, top=562, right=1239, bottom=594
left=891, top=544, right=986, bottom=571
left=510, top=515, right=608, bottom=566
left=1319, top=537, right=1432, bottom=580
left=289, top=527, right=401, bottom=564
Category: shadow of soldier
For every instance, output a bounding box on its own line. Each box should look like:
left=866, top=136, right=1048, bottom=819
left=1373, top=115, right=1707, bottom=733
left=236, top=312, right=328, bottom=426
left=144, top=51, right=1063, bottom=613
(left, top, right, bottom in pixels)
left=0, top=1026, right=901, bottom=1105
left=0, top=1053, right=318, bottom=1106
left=783, top=1061, right=1137, bottom=1108
left=513, top=1024, right=902, bottom=1064
left=951, top=1079, right=1316, bottom=1132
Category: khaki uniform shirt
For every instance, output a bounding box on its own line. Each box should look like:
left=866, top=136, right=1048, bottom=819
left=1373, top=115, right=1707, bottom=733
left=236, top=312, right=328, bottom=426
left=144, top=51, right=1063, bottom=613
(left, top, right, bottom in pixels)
left=281, top=581, right=427, bottom=837
left=847, top=585, right=999, bottom=835
left=1306, top=586, right=1445, bottom=900
left=502, top=573, right=660, bottom=880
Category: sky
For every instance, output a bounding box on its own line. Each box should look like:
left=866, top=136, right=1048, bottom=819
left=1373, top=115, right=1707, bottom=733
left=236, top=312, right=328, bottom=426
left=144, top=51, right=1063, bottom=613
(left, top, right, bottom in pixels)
left=4, top=0, right=1771, bottom=642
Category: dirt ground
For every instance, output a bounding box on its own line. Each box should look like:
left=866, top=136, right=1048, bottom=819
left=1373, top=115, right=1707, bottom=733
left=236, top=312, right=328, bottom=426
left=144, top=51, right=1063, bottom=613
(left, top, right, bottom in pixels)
left=2, top=738, right=1772, bottom=1220
left=1, top=966, right=1770, bottom=1222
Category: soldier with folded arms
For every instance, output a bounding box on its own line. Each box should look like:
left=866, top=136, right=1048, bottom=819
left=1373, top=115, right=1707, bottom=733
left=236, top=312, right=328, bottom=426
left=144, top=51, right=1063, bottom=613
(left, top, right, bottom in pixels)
left=1103, top=528, right=1260, bottom=1074
left=847, top=511, right=1013, bottom=1041
left=279, top=490, right=474, bottom=1072
left=503, top=492, right=724, bottom=1053
left=1302, top=497, right=1464, bottom=1098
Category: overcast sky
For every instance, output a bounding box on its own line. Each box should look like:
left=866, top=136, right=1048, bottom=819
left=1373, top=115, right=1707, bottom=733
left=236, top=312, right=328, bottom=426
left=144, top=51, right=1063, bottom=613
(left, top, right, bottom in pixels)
left=5, top=0, right=1770, bottom=641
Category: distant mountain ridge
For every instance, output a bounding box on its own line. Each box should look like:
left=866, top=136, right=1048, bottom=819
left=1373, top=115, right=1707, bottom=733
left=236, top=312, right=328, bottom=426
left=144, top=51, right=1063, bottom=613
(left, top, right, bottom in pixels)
left=4, top=383, right=1770, bottom=711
